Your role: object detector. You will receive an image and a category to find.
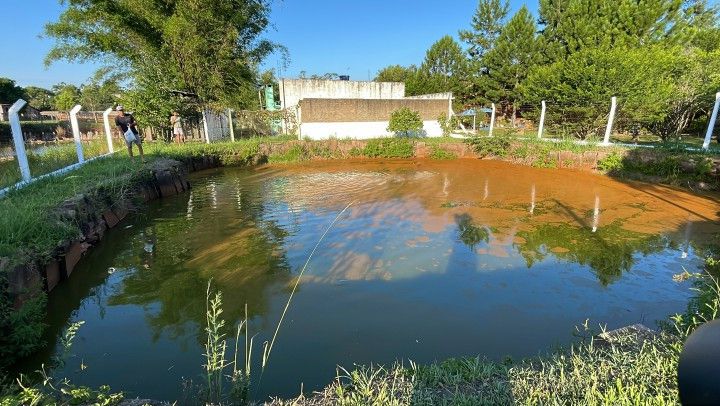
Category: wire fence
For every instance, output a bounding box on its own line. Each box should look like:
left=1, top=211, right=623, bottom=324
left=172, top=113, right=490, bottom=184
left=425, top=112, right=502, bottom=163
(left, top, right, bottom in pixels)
left=0, top=101, right=300, bottom=193
left=454, top=96, right=720, bottom=151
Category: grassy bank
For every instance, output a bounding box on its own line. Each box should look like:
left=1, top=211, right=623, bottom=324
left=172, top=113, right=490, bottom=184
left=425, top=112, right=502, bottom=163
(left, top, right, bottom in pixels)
left=466, top=136, right=720, bottom=189
left=0, top=139, right=124, bottom=189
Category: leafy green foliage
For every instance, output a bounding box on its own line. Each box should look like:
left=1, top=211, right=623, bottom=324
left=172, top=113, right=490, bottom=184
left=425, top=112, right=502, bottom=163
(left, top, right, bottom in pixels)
left=482, top=6, right=540, bottom=123
left=363, top=138, right=414, bottom=158
left=429, top=145, right=456, bottom=160
left=46, top=0, right=280, bottom=116
left=387, top=108, right=424, bottom=137
left=0, top=77, right=24, bottom=104
left=465, top=136, right=511, bottom=157
left=597, top=152, right=624, bottom=172
left=51, top=83, right=80, bottom=111
left=0, top=289, right=46, bottom=370
left=459, top=0, right=509, bottom=58
left=23, top=86, right=55, bottom=110
left=417, top=36, right=467, bottom=95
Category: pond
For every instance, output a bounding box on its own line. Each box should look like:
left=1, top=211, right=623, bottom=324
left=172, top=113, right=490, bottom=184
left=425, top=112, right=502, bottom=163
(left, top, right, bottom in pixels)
left=23, top=159, right=720, bottom=401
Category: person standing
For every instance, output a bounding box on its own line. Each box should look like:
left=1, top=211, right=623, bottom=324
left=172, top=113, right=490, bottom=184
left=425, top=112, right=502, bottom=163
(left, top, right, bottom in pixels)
left=170, top=111, right=185, bottom=143
left=115, top=105, right=144, bottom=162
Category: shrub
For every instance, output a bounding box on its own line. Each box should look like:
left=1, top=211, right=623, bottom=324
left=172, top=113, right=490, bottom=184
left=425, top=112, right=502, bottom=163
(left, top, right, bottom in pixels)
left=429, top=145, right=456, bottom=160
left=597, top=152, right=625, bottom=172
left=363, top=138, right=414, bottom=158
left=466, top=136, right=511, bottom=157
left=387, top=107, right=424, bottom=137
left=437, top=113, right=457, bottom=137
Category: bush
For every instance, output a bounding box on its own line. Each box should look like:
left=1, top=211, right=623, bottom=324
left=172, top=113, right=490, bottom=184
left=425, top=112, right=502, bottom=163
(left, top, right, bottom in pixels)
left=363, top=138, right=414, bottom=158
left=387, top=107, right=424, bottom=137
left=437, top=113, right=457, bottom=137
left=466, top=136, right=511, bottom=157
left=429, top=145, right=456, bottom=160
left=597, top=152, right=625, bottom=172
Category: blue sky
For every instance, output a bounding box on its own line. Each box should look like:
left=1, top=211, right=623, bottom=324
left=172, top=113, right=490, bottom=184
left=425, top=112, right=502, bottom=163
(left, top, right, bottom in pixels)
left=9, top=0, right=710, bottom=88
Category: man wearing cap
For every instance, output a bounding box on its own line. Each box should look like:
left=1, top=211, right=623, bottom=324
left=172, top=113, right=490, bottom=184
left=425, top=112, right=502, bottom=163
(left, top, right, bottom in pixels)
left=114, top=105, right=144, bottom=161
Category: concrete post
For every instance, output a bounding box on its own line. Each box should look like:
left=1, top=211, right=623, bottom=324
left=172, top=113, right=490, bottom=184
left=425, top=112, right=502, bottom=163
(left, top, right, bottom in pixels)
left=228, top=109, right=235, bottom=142
left=702, top=92, right=720, bottom=150
left=8, top=99, right=31, bottom=182
left=202, top=110, right=210, bottom=144
left=69, top=105, right=85, bottom=163
left=602, top=97, right=617, bottom=146
left=489, top=103, right=496, bottom=137
left=102, top=108, right=114, bottom=153
left=538, top=101, right=546, bottom=139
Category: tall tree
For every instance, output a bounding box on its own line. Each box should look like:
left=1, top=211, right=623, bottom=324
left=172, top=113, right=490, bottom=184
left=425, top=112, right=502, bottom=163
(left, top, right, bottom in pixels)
left=0, top=78, right=25, bottom=104
left=537, top=0, right=685, bottom=58
left=459, top=0, right=510, bottom=58
left=23, top=87, right=55, bottom=110
left=46, top=0, right=281, bottom=125
left=418, top=36, right=468, bottom=96
left=375, top=65, right=417, bottom=83
left=482, top=6, right=540, bottom=125
left=375, top=65, right=427, bottom=96
left=79, top=69, right=123, bottom=111
left=51, top=83, right=81, bottom=111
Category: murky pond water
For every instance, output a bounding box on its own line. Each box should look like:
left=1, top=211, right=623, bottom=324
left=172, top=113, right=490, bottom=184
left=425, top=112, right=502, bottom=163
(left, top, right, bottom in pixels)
left=26, top=159, right=720, bottom=401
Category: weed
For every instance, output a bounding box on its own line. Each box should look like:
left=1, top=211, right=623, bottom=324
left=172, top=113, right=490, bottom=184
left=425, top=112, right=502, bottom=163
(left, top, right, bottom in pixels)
left=466, top=136, right=511, bottom=157
left=429, top=145, right=456, bottom=160
left=363, top=138, right=414, bottom=158
left=598, top=151, right=625, bottom=172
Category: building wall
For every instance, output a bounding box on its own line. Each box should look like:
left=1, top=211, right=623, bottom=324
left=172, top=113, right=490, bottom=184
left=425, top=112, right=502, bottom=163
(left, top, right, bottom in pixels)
left=404, top=92, right=454, bottom=100
left=299, top=98, right=450, bottom=123
left=299, top=121, right=443, bottom=139
left=298, top=98, right=450, bottom=139
left=279, top=79, right=405, bottom=109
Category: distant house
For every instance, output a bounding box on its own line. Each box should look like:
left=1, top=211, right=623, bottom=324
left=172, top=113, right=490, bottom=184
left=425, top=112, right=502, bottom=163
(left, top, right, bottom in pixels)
left=0, top=103, right=48, bottom=121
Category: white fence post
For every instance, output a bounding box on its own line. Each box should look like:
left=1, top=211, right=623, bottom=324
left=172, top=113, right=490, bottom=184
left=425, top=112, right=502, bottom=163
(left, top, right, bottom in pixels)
left=69, top=105, right=85, bottom=163
left=228, top=109, right=235, bottom=142
left=602, top=96, right=617, bottom=146
left=538, top=100, right=546, bottom=139
left=8, top=99, right=31, bottom=182
left=702, top=92, right=720, bottom=150
left=102, top=108, right=114, bottom=153
left=489, top=103, right=496, bottom=137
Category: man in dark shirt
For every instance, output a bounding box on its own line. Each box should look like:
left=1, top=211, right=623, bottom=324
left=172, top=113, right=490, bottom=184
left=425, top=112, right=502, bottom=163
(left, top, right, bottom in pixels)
left=115, top=105, right=144, bottom=161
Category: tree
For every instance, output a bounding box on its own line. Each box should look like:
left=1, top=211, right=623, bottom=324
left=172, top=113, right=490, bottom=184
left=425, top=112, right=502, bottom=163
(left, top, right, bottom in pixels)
left=459, top=0, right=510, bottom=58
left=23, top=86, right=55, bottom=110
left=387, top=107, right=424, bottom=137
left=46, top=0, right=280, bottom=123
left=375, top=65, right=417, bottom=83
left=537, top=0, right=685, bottom=58
left=0, top=78, right=24, bottom=104
left=482, top=6, right=540, bottom=125
left=52, top=83, right=81, bottom=111
left=79, top=69, right=123, bottom=111
left=374, top=65, right=428, bottom=96
left=522, top=46, right=683, bottom=139
left=418, top=36, right=468, bottom=96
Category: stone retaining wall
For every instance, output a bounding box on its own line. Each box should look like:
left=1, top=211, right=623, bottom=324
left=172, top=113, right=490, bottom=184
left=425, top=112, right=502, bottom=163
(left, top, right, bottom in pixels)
left=5, top=158, right=193, bottom=307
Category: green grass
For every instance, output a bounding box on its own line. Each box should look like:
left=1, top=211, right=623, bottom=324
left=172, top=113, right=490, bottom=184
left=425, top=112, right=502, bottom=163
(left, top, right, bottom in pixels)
left=0, top=139, right=124, bottom=189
